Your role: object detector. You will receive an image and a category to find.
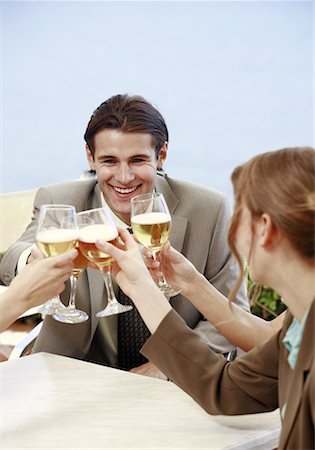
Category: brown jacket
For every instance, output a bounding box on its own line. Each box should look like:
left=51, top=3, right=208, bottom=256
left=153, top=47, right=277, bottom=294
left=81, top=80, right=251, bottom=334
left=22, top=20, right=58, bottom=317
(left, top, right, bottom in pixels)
left=142, top=300, right=315, bottom=449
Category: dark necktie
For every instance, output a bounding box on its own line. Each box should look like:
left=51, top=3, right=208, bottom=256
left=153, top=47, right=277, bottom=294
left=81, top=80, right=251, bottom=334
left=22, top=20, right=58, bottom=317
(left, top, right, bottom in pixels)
left=117, top=288, right=151, bottom=371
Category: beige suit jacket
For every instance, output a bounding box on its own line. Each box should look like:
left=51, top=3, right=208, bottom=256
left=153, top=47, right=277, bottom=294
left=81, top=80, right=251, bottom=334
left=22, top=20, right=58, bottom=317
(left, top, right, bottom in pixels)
left=142, top=300, right=315, bottom=450
left=0, top=174, right=248, bottom=362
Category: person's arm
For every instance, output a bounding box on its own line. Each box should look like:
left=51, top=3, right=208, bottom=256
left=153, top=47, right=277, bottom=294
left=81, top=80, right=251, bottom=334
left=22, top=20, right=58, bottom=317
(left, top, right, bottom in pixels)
left=96, top=231, right=171, bottom=334
left=98, top=230, right=283, bottom=353
left=161, top=242, right=284, bottom=352
left=178, top=269, right=284, bottom=352
left=174, top=193, right=250, bottom=354
left=196, top=196, right=250, bottom=353
left=0, top=250, right=77, bottom=332
left=95, top=231, right=280, bottom=416
left=141, top=309, right=280, bottom=416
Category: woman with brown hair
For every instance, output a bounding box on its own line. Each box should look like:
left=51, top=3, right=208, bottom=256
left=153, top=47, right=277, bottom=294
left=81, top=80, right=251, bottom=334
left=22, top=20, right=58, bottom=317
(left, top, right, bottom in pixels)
left=96, top=147, right=315, bottom=449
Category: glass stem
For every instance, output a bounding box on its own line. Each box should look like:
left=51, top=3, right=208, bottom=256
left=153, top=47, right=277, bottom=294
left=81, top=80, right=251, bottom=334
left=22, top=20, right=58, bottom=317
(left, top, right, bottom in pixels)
left=68, top=274, right=77, bottom=309
left=152, top=248, right=168, bottom=288
left=101, top=265, right=117, bottom=306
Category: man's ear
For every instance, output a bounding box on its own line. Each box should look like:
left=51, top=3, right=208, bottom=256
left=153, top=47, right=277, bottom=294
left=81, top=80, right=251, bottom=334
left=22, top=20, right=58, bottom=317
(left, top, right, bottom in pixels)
left=157, top=142, right=168, bottom=170
left=86, top=144, right=96, bottom=171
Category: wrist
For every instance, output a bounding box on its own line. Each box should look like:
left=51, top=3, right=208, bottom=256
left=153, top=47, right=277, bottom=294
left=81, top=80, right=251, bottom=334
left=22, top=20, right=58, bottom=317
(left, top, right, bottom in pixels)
left=128, top=278, right=172, bottom=334
left=130, top=277, right=159, bottom=304
left=182, top=271, right=204, bottom=299
left=1, top=288, right=25, bottom=316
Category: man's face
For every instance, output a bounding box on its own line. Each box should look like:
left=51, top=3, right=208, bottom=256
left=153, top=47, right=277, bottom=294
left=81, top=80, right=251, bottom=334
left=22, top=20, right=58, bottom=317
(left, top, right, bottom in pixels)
left=86, top=129, right=167, bottom=224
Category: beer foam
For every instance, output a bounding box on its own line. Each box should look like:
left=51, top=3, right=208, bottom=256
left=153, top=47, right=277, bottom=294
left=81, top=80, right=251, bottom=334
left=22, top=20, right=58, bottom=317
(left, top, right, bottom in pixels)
left=36, top=229, right=79, bottom=243
left=79, top=224, right=118, bottom=243
left=131, top=212, right=170, bottom=225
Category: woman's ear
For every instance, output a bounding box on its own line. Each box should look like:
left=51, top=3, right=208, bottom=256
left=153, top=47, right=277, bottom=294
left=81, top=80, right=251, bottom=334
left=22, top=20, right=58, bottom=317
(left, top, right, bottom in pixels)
left=258, top=213, right=280, bottom=248
left=157, top=142, right=168, bottom=170
left=85, top=144, right=96, bottom=171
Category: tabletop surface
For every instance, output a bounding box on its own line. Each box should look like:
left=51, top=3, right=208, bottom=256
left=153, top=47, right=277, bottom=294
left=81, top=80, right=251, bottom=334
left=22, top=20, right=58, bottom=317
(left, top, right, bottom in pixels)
left=1, top=352, right=281, bottom=449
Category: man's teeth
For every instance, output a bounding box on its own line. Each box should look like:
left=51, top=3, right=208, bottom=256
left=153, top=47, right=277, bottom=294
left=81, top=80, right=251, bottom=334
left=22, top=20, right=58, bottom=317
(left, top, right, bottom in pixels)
left=114, top=186, right=137, bottom=194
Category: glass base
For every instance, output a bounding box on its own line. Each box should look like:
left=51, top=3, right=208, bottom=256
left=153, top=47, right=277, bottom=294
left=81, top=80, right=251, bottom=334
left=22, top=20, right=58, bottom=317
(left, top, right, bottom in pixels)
left=96, top=302, right=133, bottom=318
left=53, top=307, right=89, bottom=324
left=37, top=297, right=66, bottom=316
left=159, top=284, right=181, bottom=299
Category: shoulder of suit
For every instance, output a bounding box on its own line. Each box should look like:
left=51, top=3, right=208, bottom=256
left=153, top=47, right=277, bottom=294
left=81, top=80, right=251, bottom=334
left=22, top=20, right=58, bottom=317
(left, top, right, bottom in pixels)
left=38, top=178, right=98, bottom=195
left=159, top=173, right=226, bottom=203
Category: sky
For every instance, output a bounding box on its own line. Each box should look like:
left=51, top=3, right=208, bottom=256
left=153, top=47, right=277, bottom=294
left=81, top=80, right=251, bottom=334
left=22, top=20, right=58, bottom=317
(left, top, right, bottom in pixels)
left=1, top=1, right=313, bottom=200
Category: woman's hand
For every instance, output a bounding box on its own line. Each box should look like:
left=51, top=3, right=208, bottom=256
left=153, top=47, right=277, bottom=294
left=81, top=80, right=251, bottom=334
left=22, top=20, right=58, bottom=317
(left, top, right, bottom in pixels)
left=96, top=229, right=172, bottom=335
left=157, top=242, right=200, bottom=298
left=134, top=241, right=201, bottom=298
left=9, top=249, right=77, bottom=308
left=96, top=229, right=157, bottom=298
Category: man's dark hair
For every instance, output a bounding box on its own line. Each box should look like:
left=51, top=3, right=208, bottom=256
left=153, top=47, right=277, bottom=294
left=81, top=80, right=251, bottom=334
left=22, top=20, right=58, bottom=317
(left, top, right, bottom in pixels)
left=84, top=94, right=169, bottom=158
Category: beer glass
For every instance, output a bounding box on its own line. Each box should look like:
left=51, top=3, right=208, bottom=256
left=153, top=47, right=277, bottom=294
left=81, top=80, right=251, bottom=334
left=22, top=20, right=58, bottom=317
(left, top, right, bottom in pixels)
left=36, top=204, right=88, bottom=323
left=76, top=207, right=133, bottom=317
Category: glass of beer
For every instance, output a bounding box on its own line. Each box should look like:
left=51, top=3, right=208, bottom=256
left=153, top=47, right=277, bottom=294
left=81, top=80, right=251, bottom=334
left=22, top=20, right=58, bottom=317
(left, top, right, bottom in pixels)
left=36, top=204, right=89, bottom=323
left=76, top=207, right=133, bottom=317
left=130, top=192, right=181, bottom=298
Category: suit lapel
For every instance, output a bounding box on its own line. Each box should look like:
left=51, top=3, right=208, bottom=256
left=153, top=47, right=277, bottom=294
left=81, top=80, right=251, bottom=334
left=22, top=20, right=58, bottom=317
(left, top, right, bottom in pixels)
left=280, top=301, right=314, bottom=448
left=156, top=174, right=187, bottom=252
left=170, top=215, right=188, bottom=252
left=88, top=183, right=102, bottom=210
left=71, top=179, right=98, bottom=213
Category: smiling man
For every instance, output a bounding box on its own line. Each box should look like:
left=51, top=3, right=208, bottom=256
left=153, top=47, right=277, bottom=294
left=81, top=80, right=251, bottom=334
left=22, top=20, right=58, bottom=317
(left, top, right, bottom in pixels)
left=86, top=129, right=166, bottom=224
left=0, top=94, right=249, bottom=377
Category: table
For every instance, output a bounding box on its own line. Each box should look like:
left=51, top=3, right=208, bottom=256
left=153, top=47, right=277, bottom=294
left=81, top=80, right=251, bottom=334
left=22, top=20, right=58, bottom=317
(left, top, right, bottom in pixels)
left=1, top=353, right=281, bottom=449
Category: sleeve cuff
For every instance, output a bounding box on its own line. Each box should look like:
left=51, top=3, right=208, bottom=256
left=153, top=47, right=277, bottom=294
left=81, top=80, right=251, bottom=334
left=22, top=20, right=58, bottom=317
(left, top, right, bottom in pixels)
left=17, top=245, right=34, bottom=273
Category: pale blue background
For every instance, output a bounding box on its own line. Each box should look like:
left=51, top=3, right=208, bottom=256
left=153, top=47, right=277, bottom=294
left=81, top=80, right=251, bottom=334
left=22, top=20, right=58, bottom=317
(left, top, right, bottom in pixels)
left=2, top=1, right=313, bottom=200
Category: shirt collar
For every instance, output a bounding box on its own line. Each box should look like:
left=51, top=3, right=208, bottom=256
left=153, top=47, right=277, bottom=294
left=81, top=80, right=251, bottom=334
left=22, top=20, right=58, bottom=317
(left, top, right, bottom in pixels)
left=99, top=189, right=158, bottom=229
left=282, top=307, right=310, bottom=369
left=100, top=192, right=129, bottom=229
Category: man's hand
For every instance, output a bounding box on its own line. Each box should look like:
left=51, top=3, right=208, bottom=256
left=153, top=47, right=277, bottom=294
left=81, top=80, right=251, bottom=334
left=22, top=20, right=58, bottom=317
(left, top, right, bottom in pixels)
left=129, top=361, right=168, bottom=380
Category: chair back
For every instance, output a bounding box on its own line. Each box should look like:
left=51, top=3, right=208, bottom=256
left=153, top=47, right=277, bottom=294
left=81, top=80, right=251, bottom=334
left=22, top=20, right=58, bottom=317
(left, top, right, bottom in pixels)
left=0, top=189, right=36, bottom=254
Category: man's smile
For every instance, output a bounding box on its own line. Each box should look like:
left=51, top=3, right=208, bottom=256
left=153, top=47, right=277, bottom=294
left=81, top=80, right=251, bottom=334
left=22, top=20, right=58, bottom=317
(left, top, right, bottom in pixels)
left=112, top=186, right=139, bottom=194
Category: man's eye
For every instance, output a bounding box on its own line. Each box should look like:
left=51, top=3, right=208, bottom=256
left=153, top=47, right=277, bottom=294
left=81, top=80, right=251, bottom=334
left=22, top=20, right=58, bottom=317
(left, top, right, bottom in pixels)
left=102, top=159, right=117, bottom=164
left=132, top=158, right=146, bottom=163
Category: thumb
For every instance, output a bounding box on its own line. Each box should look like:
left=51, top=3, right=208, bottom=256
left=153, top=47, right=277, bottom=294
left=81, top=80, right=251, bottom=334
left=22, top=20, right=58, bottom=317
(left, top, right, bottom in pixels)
left=162, top=241, right=171, bottom=257
left=32, top=246, right=44, bottom=260
left=95, top=239, right=122, bottom=261
left=53, top=248, right=78, bottom=265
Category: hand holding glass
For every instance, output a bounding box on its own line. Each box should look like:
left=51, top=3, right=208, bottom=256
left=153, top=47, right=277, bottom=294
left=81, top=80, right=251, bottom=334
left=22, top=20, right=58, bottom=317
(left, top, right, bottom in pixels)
left=130, top=192, right=181, bottom=298
left=36, top=204, right=89, bottom=323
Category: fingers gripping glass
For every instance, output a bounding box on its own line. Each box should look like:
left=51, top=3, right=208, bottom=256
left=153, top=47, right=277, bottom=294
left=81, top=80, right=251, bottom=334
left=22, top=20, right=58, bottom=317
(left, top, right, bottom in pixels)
left=36, top=204, right=89, bottom=323
left=130, top=192, right=181, bottom=298
left=76, top=207, right=132, bottom=317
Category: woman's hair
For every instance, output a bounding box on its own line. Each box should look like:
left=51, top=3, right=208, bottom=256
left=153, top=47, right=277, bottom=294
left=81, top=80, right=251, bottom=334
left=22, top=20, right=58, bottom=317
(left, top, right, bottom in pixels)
left=84, top=94, right=168, bottom=158
left=228, top=146, right=315, bottom=300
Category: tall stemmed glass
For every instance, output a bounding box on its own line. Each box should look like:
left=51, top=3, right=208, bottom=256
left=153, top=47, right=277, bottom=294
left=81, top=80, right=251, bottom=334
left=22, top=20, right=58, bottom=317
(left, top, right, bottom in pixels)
left=130, top=192, right=181, bottom=298
left=53, top=242, right=89, bottom=324
left=36, top=204, right=88, bottom=323
left=76, top=207, right=133, bottom=317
